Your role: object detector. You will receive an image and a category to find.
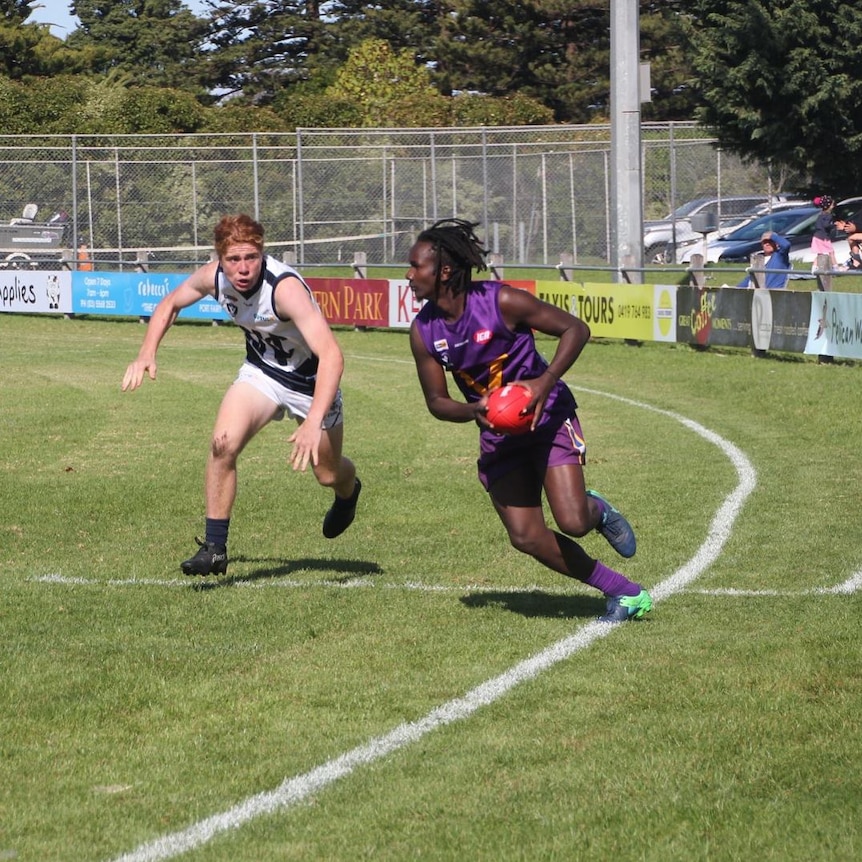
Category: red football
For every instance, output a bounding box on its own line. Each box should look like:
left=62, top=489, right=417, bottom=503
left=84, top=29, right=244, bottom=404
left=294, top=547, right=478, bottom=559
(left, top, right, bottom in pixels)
left=485, top=384, right=534, bottom=435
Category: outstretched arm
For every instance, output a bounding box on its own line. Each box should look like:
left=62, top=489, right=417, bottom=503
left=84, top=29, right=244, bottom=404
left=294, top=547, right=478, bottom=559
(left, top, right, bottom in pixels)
left=274, top=277, right=345, bottom=471
left=121, top=261, right=218, bottom=391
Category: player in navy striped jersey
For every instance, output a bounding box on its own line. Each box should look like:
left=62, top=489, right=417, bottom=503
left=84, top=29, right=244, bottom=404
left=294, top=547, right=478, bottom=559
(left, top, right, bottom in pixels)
left=122, top=214, right=361, bottom=575
left=408, top=219, right=651, bottom=623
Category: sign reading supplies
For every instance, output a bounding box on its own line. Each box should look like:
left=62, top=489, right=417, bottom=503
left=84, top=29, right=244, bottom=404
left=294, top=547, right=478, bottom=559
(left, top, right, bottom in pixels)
left=0, top=270, right=71, bottom=314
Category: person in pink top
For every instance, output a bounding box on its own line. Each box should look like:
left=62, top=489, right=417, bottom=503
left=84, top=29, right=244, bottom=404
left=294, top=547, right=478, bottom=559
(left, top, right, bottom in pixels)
left=811, top=195, right=851, bottom=271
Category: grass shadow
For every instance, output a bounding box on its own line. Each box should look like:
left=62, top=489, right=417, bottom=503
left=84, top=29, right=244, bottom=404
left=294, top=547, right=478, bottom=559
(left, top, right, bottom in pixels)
left=191, top=557, right=383, bottom=590
left=460, top=589, right=603, bottom=620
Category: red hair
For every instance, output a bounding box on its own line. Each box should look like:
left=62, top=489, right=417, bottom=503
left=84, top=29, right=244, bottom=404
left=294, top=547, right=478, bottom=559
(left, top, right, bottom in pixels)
left=213, top=214, right=264, bottom=258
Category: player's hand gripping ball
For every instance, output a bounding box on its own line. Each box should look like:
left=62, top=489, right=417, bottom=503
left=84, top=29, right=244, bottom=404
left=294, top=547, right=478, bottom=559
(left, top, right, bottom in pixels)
left=485, top=384, right=534, bottom=435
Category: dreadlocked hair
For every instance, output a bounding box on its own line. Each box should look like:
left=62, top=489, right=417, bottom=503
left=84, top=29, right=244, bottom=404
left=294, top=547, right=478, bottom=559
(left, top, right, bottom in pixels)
left=417, top=218, right=488, bottom=295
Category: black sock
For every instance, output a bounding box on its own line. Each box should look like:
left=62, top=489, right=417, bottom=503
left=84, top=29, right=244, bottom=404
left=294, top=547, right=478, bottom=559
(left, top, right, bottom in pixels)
left=205, top=517, right=230, bottom=548
left=337, top=477, right=361, bottom=505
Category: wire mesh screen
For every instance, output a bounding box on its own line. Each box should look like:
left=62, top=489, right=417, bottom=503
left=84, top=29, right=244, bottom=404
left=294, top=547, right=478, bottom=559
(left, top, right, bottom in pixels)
left=0, top=125, right=800, bottom=269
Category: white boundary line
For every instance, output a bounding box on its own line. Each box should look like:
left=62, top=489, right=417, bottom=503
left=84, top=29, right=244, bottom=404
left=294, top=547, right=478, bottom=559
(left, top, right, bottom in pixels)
left=31, top=573, right=862, bottom=596
left=102, top=391, right=758, bottom=862
left=694, top=572, right=862, bottom=596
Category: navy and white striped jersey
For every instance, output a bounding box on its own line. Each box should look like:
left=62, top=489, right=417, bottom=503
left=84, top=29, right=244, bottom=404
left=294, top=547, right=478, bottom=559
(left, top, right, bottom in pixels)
left=215, top=256, right=320, bottom=395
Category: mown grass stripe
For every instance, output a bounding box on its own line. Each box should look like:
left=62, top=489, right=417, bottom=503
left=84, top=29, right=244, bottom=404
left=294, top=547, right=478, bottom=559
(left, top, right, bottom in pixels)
left=107, top=397, right=755, bottom=862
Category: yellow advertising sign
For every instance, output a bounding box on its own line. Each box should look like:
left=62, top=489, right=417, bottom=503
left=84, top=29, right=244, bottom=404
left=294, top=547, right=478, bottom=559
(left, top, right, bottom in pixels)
left=534, top=281, right=677, bottom=342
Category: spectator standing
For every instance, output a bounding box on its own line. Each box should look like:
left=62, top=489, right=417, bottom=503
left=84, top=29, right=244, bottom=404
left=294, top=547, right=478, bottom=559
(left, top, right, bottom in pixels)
left=738, top=231, right=791, bottom=289
left=811, top=195, right=850, bottom=271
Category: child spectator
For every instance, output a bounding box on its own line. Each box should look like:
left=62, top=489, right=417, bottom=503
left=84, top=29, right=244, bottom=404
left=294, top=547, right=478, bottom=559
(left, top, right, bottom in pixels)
left=811, top=195, right=851, bottom=271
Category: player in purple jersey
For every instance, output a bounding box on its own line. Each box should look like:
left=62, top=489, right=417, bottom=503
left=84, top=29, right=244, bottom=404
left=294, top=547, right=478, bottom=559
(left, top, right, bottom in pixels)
left=122, top=214, right=361, bottom=576
left=408, top=219, right=651, bottom=623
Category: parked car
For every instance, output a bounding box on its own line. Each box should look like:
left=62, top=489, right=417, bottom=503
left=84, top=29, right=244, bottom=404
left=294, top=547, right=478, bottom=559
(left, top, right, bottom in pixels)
left=715, top=207, right=824, bottom=263
left=675, top=200, right=811, bottom=263
left=678, top=206, right=819, bottom=264
left=788, top=197, right=862, bottom=266
left=643, top=195, right=792, bottom=264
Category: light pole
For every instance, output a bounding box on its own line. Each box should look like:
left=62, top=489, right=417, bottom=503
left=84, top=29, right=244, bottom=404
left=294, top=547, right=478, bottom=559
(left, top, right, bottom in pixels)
left=609, top=0, right=645, bottom=284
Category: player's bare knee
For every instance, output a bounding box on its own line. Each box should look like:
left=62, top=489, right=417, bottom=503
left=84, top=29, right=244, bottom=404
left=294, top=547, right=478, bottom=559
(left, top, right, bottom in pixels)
left=507, top=528, right=542, bottom=557
left=210, top=431, right=239, bottom=463
left=554, top=512, right=592, bottom=538
left=312, top=465, right=337, bottom=489
left=552, top=501, right=594, bottom=537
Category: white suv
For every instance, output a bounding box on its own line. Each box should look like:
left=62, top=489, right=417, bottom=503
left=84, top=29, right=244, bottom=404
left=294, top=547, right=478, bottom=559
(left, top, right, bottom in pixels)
left=643, top=195, right=785, bottom=264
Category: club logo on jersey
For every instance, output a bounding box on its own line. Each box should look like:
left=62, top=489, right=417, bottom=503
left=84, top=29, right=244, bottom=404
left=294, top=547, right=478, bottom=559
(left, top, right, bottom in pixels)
left=225, top=292, right=254, bottom=308
left=433, top=338, right=449, bottom=352
left=226, top=302, right=238, bottom=316
left=473, top=329, right=492, bottom=344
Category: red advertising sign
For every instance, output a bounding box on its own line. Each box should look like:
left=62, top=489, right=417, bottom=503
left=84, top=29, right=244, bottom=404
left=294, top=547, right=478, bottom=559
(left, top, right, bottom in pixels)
left=308, top=278, right=390, bottom=327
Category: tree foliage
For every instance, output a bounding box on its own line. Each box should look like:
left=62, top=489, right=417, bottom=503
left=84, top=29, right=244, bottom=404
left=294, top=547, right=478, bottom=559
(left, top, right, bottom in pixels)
left=640, top=0, right=698, bottom=121
left=431, top=0, right=603, bottom=122
left=2, top=0, right=701, bottom=134
left=0, top=77, right=86, bottom=135
left=2, top=0, right=859, bottom=205
left=0, top=18, right=91, bottom=78
left=689, top=0, right=862, bottom=193
left=191, top=1, right=700, bottom=124
left=195, top=0, right=331, bottom=101
left=2, top=0, right=32, bottom=23
left=68, top=0, right=206, bottom=90
left=424, top=0, right=696, bottom=123
left=326, top=38, right=441, bottom=127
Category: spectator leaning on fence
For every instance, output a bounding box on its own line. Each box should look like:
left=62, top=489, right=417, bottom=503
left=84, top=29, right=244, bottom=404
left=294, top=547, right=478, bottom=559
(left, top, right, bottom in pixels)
left=847, top=232, right=862, bottom=270
left=737, top=231, right=791, bottom=289
left=121, top=213, right=361, bottom=576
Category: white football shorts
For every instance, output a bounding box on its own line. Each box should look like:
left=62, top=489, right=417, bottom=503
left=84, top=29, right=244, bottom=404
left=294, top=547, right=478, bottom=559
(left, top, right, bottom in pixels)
left=235, top=362, right=344, bottom=428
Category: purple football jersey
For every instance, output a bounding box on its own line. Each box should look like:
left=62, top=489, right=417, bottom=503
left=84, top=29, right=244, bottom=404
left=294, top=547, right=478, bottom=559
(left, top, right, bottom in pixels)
left=413, top=281, right=577, bottom=425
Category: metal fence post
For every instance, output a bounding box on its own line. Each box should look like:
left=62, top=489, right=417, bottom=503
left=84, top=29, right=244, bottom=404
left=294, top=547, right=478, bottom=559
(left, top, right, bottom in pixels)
left=296, top=128, right=305, bottom=264
left=489, top=252, right=504, bottom=281
left=353, top=251, right=367, bottom=279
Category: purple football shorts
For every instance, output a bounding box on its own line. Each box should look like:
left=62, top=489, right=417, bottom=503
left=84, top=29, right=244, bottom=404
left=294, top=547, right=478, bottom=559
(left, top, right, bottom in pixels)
left=477, top=412, right=586, bottom=491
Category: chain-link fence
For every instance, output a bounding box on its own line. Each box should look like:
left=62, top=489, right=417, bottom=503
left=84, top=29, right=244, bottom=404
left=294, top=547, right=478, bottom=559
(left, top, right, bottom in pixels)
left=0, top=124, right=803, bottom=270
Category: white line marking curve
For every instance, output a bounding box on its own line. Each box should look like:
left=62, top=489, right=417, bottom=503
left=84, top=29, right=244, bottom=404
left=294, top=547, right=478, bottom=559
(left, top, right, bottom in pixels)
left=108, top=391, right=756, bottom=862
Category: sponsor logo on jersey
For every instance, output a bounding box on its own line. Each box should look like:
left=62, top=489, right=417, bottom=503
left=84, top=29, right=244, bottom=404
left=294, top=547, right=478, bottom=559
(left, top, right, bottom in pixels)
left=433, top=338, right=449, bottom=352
left=254, top=313, right=275, bottom=322
left=473, top=328, right=492, bottom=344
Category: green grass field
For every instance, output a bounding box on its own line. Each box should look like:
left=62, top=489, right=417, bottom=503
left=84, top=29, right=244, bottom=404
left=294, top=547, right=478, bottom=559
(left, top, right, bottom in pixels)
left=1, top=313, right=860, bottom=862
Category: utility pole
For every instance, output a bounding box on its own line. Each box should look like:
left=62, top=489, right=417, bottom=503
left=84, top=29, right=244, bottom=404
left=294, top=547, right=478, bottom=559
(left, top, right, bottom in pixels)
left=609, top=0, right=645, bottom=283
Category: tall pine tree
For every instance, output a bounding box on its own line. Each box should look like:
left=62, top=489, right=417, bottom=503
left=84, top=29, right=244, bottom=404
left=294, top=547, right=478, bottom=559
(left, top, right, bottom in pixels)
left=689, top=0, right=862, bottom=192
left=69, top=0, right=206, bottom=90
